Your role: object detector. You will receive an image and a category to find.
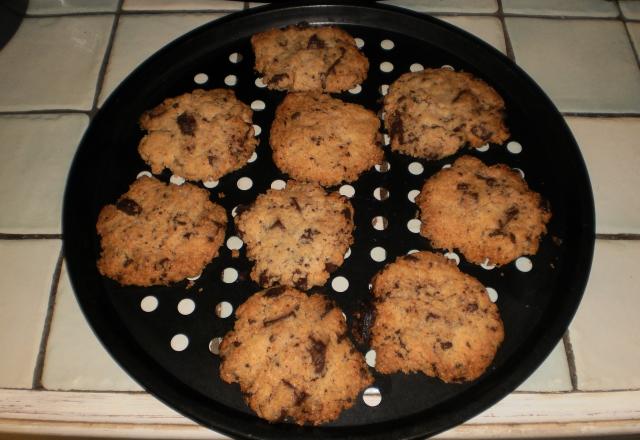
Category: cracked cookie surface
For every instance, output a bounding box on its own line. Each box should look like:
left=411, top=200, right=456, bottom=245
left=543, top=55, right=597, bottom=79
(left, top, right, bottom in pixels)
left=416, top=155, right=551, bottom=266
left=138, top=89, right=257, bottom=182
left=270, top=92, right=384, bottom=186
left=384, top=68, right=509, bottom=160
left=219, top=286, right=372, bottom=425
left=251, top=24, right=368, bottom=92
left=96, top=176, right=227, bottom=286
left=370, top=251, right=504, bottom=383
left=234, top=181, right=354, bottom=290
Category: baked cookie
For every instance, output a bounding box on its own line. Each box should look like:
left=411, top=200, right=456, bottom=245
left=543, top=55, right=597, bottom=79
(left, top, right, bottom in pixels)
left=219, top=286, right=373, bottom=425
left=96, top=176, right=227, bottom=286
left=251, top=24, right=368, bottom=92
left=270, top=93, right=384, bottom=186
left=138, top=89, right=257, bottom=182
left=370, top=251, right=504, bottom=383
left=415, top=155, right=551, bottom=266
left=384, top=68, right=509, bottom=160
left=235, top=181, right=354, bottom=289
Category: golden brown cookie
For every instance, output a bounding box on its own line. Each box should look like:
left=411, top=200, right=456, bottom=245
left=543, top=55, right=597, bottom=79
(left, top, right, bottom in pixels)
left=234, top=181, right=354, bottom=290
left=384, top=68, right=509, bottom=160
left=251, top=24, right=368, bottom=92
left=270, top=93, right=384, bottom=186
left=370, top=251, right=504, bottom=383
left=138, top=89, right=257, bottom=182
left=96, top=176, right=226, bottom=286
left=416, top=155, right=551, bottom=266
left=219, top=286, right=373, bottom=425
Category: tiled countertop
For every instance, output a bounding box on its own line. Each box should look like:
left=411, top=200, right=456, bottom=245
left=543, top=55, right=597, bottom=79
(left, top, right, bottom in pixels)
left=1, top=0, right=639, bottom=438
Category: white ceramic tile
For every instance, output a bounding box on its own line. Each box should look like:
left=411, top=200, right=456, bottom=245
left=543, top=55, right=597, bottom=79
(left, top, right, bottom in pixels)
left=569, top=240, right=640, bottom=391
left=123, top=0, right=243, bottom=11
left=566, top=117, right=640, bottom=234
left=99, top=13, right=226, bottom=105
left=0, top=240, right=61, bottom=388
left=516, top=342, right=572, bottom=392
left=0, top=114, right=88, bottom=234
left=620, top=0, right=640, bottom=19
left=42, top=264, right=142, bottom=391
left=380, top=0, right=498, bottom=13
left=0, top=16, right=113, bottom=111
left=440, top=16, right=506, bottom=54
left=28, top=0, right=118, bottom=14
left=503, top=0, right=618, bottom=17
left=627, top=22, right=640, bottom=59
left=505, top=18, right=640, bottom=113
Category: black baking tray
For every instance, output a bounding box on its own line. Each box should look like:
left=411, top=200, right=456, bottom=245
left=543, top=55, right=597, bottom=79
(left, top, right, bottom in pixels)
left=62, top=2, right=595, bottom=439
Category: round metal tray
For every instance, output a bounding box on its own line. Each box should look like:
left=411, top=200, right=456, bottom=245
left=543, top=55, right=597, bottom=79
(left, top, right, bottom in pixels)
left=63, top=2, right=595, bottom=439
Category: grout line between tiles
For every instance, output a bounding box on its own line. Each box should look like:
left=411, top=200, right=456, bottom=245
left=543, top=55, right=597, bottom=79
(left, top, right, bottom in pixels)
left=24, top=9, right=242, bottom=18
left=562, top=111, right=640, bottom=118
left=0, top=110, right=90, bottom=116
left=562, top=332, right=579, bottom=392
left=496, top=0, right=516, bottom=62
left=596, top=233, right=640, bottom=240
left=502, top=13, right=621, bottom=21
left=0, top=234, right=63, bottom=240
left=31, top=249, right=64, bottom=389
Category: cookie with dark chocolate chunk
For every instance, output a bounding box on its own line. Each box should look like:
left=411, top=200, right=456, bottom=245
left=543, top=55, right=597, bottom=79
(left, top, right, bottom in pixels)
left=234, top=180, right=354, bottom=289
left=219, top=287, right=372, bottom=425
left=96, top=176, right=227, bottom=286
left=384, top=68, right=509, bottom=160
left=251, top=25, right=368, bottom=92
left=138, top=89, right=257, bottom=182
left=370, top=251, right=504, bottom=383
left=416, top=155, right=551, bottom=266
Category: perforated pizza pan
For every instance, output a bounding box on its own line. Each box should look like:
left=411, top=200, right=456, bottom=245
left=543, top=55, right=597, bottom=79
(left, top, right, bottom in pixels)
left=62, top=2, right=595, bottom=439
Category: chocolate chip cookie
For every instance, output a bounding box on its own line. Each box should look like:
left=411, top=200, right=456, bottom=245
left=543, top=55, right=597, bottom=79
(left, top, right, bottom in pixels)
left=219, top=286, right=372, bottom=425
left=138, top=89, right=257, bottom=182
left=384, top=68, right=509, bottom=160
left=234, top=181, right=354, bottom=289
left=251, top=24, right=368, bottom=92
left=270, top=92, right=384, bottom=186
left=370, top=251, right=504, bottom=383
left=416, top=155, right=551, bottom=266
left=96, top=176, right=227, bottom=286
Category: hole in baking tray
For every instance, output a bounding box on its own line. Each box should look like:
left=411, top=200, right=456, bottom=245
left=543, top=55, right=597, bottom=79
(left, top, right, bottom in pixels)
left=354, top=37, right=365, bottom=48
left=380, top=84, right=389, bottom=95
left=513, top=167, right=525, bottom=179
left=344, top=247, right=351, bottom=259
left=339, top=184, right=355, bottom=198
left=221, top=267, right=239, bottom=283
left=515, top=256, right=533, bottom=272
left=255, top=77, right=266, bottom=88
left=226, top=236, right=243, bottom=250
left=372, top=216, right=388, bottom=231
left=442, top=163, right=452, bottom=169
left=380, top=39, right=395, bottom=50
left=271, top=179, right=286, bottom=190
left=365, top=349, right=376, bottom=368
left=370, top=246, right=386, bottom=262
left=373, top=187, right=389, bottom=201
left=215, top=301, right=233, bottom=318
left=140, top=295, right=158, bottom=312
left=171, top=334, right=189, bottom=351
left=170, top=175, right=185, bottom=185
left=331, top=276, right=349, bottom=292
left=486, top=287, right=499, bottom=303
left=342, top=311, right=347, bottom=322
left=252, top=124, right=261, bottom=136
left=349, top=84, right=362, bottom=94
left=407, top=189, right=419, bottom=203
left=236, top=176, right=253, bottom=190
left=410, top=63, right=424, bottom=72
left=444, top=251, right=460, bottom=265
left=407, top=218, right=421, bottom=233
left=380, top=61, right=394, bottom=73
left=248, top=152, right=258, bottom=163
left=229, top=52, right=242, bottom=63
left=383, top=134, right=390, bottom=146
left=251, top=100, right=265, bottom=111
left=363, top=387, right=382, bottom=407
left=194, top=73, right=208, bottom=85
left=136, top=170, right=152, bottom=179
left=209, top=337, right=222, bottom=355
left=380, top=110, right=386, bottom=121
left=476, top=143, right=490, bottom=152
left=375, top=161, right=391, bottom=173
left=203, top=180, right=218, bottom=189
left=408, top=161, right=424, bottom=175
left=231, top=205, right=241, bottom=217
left=407, top=249, right=419, bottom=255
left=177, top=298, right=196, bottom=316
left=224, top=74, right=237, bottom=86
left=441, top=64, right=455, bottom=71
left=186, top=273, right=201, bottom=281
left=507, top=141, right=523, bottom=154
left=480, top=258, right=496, bottom=270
